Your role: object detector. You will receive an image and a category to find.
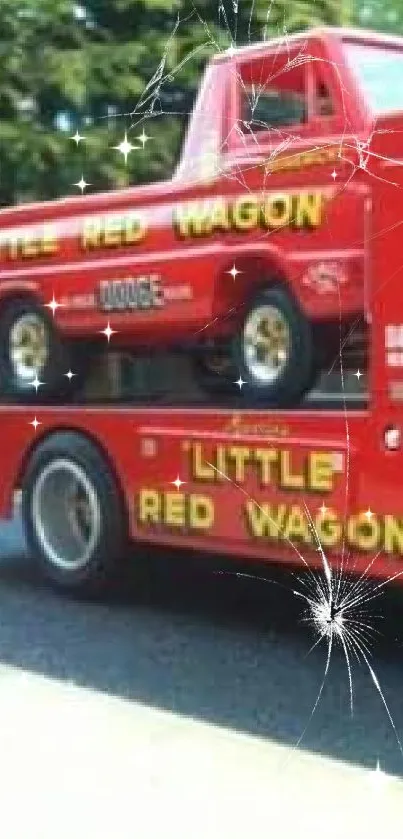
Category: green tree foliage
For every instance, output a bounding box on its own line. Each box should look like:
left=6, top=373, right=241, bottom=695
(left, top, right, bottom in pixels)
left=254, top=0, right=349, bottom=32
left=357, top=0, right=403, bottom=33
left=0, top=0, right=395, bottom=206
left=0, top=0, right=186, bottom=203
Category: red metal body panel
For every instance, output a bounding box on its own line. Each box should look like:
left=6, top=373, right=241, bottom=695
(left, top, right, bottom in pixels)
left=0, top=402, right=401, bottom=583
left=2, top=28, right=403, bottom=583
left=0, top=29, right=380, bottom=346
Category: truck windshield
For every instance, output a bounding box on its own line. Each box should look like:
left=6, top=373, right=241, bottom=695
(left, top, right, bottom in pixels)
left=344, top=41, right=403, bottom=114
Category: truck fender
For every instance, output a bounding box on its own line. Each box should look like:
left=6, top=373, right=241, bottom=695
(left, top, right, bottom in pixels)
left=212, top=242, right=292, bottom=318
left=0, top=279, right=42, bottom=306
left=16, top=424, right=130, bottom=529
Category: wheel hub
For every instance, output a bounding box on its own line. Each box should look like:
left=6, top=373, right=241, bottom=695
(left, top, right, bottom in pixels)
left=243, top=304, right=291, bottom=384
left=31, top=459, right=101, bottom=571
left=9, top=313, right=48, bottom=382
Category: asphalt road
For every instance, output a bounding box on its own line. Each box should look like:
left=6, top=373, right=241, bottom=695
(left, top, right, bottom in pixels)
left=0, top=517, right=403, bottom=837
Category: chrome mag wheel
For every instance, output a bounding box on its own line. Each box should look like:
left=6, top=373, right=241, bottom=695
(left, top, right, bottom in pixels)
left=242, top=303, right=291, bottom=384
left=31, top=458, right=101, bottom=572
left=9, top=312, right=49, bottom=383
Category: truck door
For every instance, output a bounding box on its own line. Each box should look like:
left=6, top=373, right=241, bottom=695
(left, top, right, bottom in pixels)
left=222, top=42, right=368, bottom=321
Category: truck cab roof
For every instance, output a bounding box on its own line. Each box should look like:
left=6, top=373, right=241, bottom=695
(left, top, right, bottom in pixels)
left=212, top=26, right=403, bottom=63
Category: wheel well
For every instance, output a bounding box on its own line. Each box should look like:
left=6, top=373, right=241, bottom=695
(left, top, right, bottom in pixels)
left=0, top=291, right=40, bottom=314
left=214, top=254, right=291, bottom=318
left=16, top=426, right=131, bottom=538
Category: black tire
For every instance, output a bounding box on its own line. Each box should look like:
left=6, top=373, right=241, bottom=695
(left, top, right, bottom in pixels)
left=232, top=286, right=316, bottom=407
left=0, top=297, right=69, bottom=399
left=22, top=432, right=128, bottom=594
left=192, top=348, right=237, bottom=397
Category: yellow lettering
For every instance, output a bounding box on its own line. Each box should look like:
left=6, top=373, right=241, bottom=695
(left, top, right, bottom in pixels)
left=347, top=513, right=381, bottom=551
left=384, top=515, right=403, bottom=554
left=283, top=505, right=312, bottom=543
left=229, top=446, right=250, bottom=483
left=82, top=218, right=101, bottom=249
left=42, top=224, right=58, bottom=255
left=103, top=216, right=123, bottom=247
left=231, top=197, right=259, bottom=230
left=174, top=192, right=326, bottom=237
left=189, top=495, right=215, bottom=529
left=216, top=446, right=227, bottom=481
left=21, top=237, right=39, bottom=258
left=7, top=239, right=19, bottom=260
left=280, top=451, right=304, bottom=490
left=308, top=452, right=335, bottom=492
left=288, top=153, right=302, bottom=170
left=174, top=203, right=207, bottom=238
left=254, top=448, right=279, bottom=486
left=125, top=214, right=146, bottom=243
left=208, top=200, right=230, bottom=233
left=294, top=192, right=325, bottom=227
left=315, top=510, right=342, bottom=548
left=164, top=492, right=185, bottom=526
left=138, top=489, right=214, bottom=530
left=192, top=443, right=216, bottom=481
left=262, top=193, right=292, bottom=228
left=138, top=490, right=160, bottom=524
left=245, top=501, right=287, bottom=539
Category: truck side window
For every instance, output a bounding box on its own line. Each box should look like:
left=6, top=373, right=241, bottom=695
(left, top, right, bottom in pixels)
left=316, top=81, right=334, bottom=117
left=238, top=57, right=308, bottom=136
left=242, top=88, right=306, bottom=131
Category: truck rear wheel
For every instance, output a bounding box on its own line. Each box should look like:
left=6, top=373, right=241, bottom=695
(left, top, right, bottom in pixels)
left=232, top=286, right=316, bottom=406
left=0, top=298, right=69, bottom=399
left=22, top=432, right=128, bottom=594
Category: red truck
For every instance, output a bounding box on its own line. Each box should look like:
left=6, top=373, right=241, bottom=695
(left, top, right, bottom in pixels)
left=0, top=26, right=398, bottom=405
left=1, top=27, right=403, bottom=597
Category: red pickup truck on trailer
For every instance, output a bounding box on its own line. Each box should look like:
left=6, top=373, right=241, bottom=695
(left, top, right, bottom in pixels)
left=0, top=26, right=399, bottom=406
left=0, top=27, right=403, bottom=593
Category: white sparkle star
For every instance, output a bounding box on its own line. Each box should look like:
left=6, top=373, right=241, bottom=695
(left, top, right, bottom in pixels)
left=234, top=376, right=246, bottom=390
left=65, top=370, right=76, bottom=381
left=100, top=322, right=117, bottom=342
left=136, top=129, right=151, bottom=148
left=365, top=508, right=373, bottom=521
left=71, top=131, right=85, bottom=145
left=319, top=503, right=328, bottom=516
left=113, top=132, right=137, bottom=163
left=30, top=376, right=44, bottom=393
left=227, top=264, right=242, bottom=281
left=354, top=369, right=363, bottom=380
left=74, top=175, right=90, bottom=192
left=29, top=417, right=41, bottom=431
left=226, top=43, right=236, bottom=57
left=172, top=476, right=185, bottom=491
left=331, top=170, right=338, bottom=180
left=45, top=295, right=63, bottom=316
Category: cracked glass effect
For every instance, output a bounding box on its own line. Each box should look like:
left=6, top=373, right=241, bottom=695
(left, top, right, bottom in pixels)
left=30, top=2, right=403, bottom=783
left=116, top=3, right=403, bottom=772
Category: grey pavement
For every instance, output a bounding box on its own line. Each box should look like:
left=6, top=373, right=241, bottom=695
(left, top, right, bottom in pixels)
left=0, top=517, right=403, bottom=836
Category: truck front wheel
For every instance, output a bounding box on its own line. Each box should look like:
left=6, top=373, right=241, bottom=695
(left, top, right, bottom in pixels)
left=22, top=432, right=128, bottom=594
left=0, top=298, right=69, bottom=399
left=233, top=286, right=316, bottom=407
